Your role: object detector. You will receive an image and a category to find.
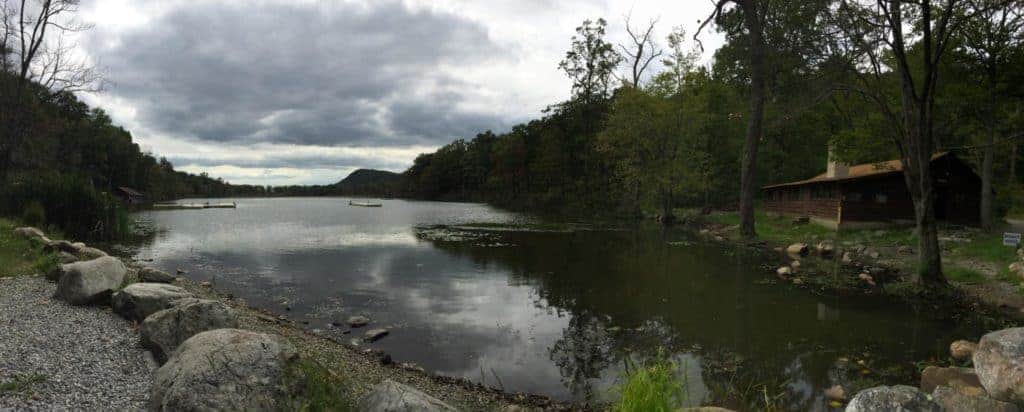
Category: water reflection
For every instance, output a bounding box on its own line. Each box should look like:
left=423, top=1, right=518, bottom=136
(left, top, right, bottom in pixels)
left=129, top=198, right=985, bottom=409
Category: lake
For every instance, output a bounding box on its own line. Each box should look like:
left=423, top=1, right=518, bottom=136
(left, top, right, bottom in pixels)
left=128, top=197, right=985, bottom=410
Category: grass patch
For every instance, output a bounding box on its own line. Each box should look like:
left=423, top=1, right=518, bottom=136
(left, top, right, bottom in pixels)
left=705, top=211, right=835, bottom=243
left=0, top=373, right=47, bottom=394
left=952, top=231, right=1018, bottom=264
left=612, top=354, right=688, bottom=412
left=287, top=358, right=354, bottom=412
left=0, top=219, right=59, bottom=278
left=945, top=266, right=987, bottom=285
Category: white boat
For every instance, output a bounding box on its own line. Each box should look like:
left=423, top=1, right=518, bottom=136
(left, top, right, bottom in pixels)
left=348, top=200, right=382, bottom=207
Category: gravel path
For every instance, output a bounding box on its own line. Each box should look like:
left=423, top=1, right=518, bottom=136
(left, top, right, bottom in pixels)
left=0, top=276, right=152, bottom=411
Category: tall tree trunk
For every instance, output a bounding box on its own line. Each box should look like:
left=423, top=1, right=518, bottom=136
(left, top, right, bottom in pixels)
left=901, top=102, right=946, bottom=286
left=738, top=0, right=766, bottom=239
left=981, top=67, right=997, bottom=231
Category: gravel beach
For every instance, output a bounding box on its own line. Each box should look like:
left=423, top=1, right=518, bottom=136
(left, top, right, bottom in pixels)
left=0, top=276, right=152, bottom=411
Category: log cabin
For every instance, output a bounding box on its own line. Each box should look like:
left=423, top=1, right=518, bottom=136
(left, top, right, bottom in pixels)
left=762, top=152, right=981, bottom=230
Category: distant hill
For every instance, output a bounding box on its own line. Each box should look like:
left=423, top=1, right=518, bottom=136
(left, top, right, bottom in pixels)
left=332, top=169, right=402, bottom=196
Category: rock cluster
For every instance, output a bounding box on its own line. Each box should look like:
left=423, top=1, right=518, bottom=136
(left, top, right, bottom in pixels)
left=14, top=227, right=503, bottom=412
left=847, top=327, right=1024, bottom=412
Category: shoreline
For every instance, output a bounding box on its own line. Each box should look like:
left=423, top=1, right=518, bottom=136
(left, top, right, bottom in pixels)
left=158, top=266, right=580, bottom=411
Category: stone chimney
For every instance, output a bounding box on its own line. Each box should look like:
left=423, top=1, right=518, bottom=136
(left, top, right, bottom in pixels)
left=826, top=147, right=849, bottom=179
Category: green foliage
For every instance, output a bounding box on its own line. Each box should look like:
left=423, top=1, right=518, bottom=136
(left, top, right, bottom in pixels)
left=559, top=18, right=621, bottom=103
left=612, top=355, right=687, bottom=412
left=945, top=266, right=987, bottom=284
left=0, top=218, right=58, bottom=278
left=21, top=200, right=46, bottom=227
left=0, top=373, right=47, bottom=394
left=287, top=358, right=354, bottom=412
left=1, top=174, right=130, bottom=241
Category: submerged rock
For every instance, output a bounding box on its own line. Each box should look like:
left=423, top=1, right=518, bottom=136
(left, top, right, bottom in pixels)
left=138, top=267, right=176, bottom=283
left=974, top=327, right=1024, bottom=403
left=151, top=329, right=298, bottom=411
left=347, top=315, right=370, bottom=327
left=56, top=256, right=127, bottom=305
left=356, top=380, right=457, bottom=412
left=364, top=328, right=389, bottom=342
left=140, top=298, right=238, bottom=362
left=112, top=283, right=192, bottom=321
left=846, top=385, right=939, bottom=412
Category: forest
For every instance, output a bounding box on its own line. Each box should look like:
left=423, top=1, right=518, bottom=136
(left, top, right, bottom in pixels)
left=4, top=0, right=1024, bottom=284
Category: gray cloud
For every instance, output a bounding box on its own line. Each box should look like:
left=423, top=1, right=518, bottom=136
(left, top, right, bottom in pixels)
left=167, top=153, right=410, bottom=172
left=88, top=1, right=512, bottom=148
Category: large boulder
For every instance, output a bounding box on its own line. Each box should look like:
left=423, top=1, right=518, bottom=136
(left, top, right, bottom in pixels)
left=846, top=385, right=939, bottom=412
left=932, top=385, right=1019, bottom=412
left=138, top=267, right=176, bottom=283
left=112, top=283, right=192, bottom=321
left=14, top=227, right=49, bottom=243
left=973, top=327, right=1024, bottom=403
left=56, top=256, right=127, bottom=305
left=356, top=380, right=457, bottom=412
left=920, top=366, right=982, bottom=393
left=150, top=329, right=298, bottom=411
left=140, top=298, right=238, bottom=362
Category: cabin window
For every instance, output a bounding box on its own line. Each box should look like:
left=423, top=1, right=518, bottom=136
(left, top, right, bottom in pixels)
left=875, top=193, right=888, bottom=204
left=787, top=188, right=801, bottom=201
left=847, top=192, right=862, bottom=201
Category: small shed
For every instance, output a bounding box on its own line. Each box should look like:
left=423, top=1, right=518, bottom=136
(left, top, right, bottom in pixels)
left=762, top=152, right=981, bottom=229
left=115, top=186, right=145, bottom=205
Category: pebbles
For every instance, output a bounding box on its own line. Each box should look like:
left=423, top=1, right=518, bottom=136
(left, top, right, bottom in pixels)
left=0, top=276, right=151, bottom=410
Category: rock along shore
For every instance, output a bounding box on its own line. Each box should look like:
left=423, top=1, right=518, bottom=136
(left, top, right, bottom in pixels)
left=0, top=227, right=567, bottom=411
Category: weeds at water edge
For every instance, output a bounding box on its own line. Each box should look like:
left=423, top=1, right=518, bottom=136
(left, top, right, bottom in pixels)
left=612, top=352, right=687, bottom=412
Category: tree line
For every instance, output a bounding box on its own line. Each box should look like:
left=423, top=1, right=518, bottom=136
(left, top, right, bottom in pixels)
left=392, top=0, right=1024, bottom=288
left=4, top=1, right=1024, bottom=284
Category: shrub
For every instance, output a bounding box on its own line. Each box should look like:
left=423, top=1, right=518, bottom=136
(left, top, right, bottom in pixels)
left=613, top=354, right=687, bottom=412
left=21, top=201, right=46, bottom=227
left=0, top=174, right=130, bottom=241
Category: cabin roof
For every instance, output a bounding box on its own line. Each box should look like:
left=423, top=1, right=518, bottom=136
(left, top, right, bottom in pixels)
left=117, top=186, right=144, bottom=197
left=762, top=152, right=953, bottom=190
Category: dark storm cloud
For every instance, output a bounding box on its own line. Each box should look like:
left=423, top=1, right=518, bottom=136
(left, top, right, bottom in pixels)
left=89, top=1, right=510, bottom=147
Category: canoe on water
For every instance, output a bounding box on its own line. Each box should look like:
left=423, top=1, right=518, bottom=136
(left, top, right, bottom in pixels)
left=348, top=200, right=382, bottom=207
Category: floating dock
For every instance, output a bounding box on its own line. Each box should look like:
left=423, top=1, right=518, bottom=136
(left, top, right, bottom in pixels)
left=349, top=200, right=382, bottom=207
left=153, top=202, right=237, bottom=210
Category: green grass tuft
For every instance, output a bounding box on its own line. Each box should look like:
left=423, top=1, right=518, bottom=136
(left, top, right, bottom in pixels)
left=287, top=358, right=354, bottom=412
left=0, top=219, right=59, bottom=278
left=945, top=266, right=987, bottom=284
left=0, top=373, right=47, bottom=394
left=613, top=354, right=687, bottom=412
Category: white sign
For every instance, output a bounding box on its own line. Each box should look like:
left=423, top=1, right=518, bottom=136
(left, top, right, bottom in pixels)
left=1004, top=232, right=1021, bottom=247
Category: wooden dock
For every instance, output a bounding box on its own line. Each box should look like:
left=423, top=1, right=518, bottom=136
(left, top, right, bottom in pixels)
left=153, top=202, right=237, bottom=210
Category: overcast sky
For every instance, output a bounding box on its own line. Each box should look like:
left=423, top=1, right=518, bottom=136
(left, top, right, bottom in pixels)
left=76, top=0, right=724, bottom=186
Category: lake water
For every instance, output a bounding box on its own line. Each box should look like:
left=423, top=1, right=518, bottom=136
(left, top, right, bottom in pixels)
left=128, top=197, right=986, bottom=410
